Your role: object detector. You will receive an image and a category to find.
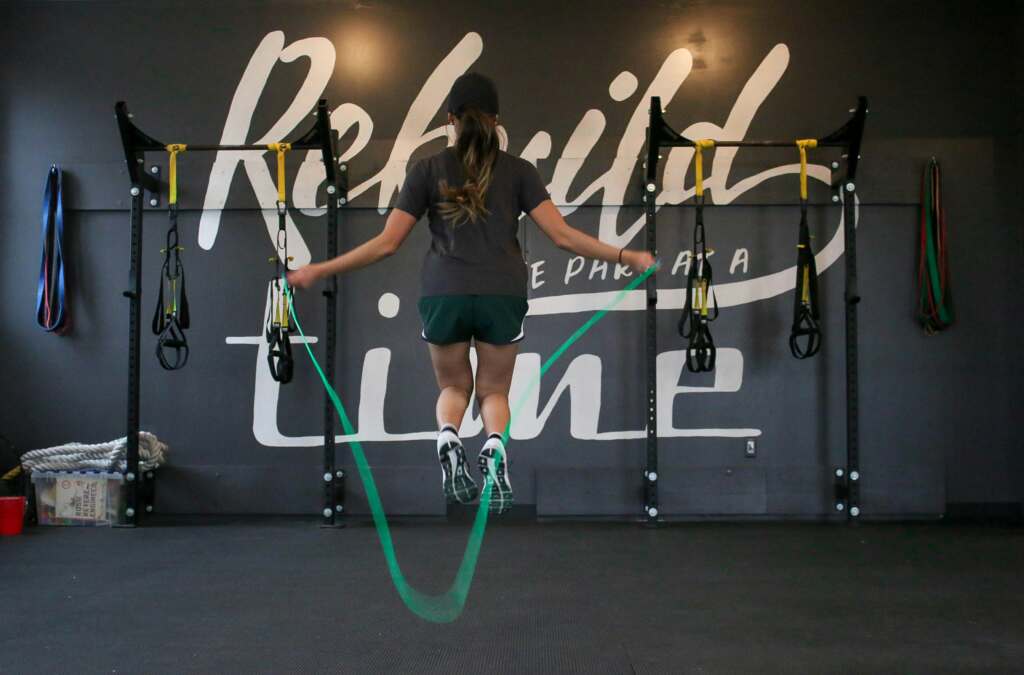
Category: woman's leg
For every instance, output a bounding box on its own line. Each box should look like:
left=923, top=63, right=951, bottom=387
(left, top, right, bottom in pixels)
left=473, top=340, right=519, bottom=436
left=427, top=341, right=478, bottom=503
left=474, top=340, right=519, bottom=513
left=426, top=341, right=474, bottom=429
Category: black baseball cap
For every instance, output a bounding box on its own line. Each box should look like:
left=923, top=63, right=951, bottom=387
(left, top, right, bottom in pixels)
left=446, top=73, right=499, bottom=116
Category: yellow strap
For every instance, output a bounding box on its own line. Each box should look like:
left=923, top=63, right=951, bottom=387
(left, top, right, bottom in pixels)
left=269, top=281, right=290, bottom=328
left=796, top=139, right=817, bottom=201
left=165, top=144, right=187, bottom=205
left=267, top=143, right=292, bottom=203
left=694, top=139, right=715, bottom=198
left=801, top=266, right=810, bottom=303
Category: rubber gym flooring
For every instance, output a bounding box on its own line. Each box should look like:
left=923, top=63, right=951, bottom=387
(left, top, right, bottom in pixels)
left=2, top=519, right=1022, bottom=674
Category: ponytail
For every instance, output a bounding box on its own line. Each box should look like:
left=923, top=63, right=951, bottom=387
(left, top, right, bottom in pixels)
left=438, top=108, right=499, bottom=227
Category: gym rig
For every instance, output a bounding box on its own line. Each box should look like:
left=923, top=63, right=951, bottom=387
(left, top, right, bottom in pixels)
left=114, top=99, right=348, bottom=527
left=642, top=96, right=868, bottom=524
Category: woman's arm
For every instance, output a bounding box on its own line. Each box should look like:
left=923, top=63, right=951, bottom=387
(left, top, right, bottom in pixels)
left=287, top=208, right=418, bottom=289
left=529, top=200, right=656, bottom=272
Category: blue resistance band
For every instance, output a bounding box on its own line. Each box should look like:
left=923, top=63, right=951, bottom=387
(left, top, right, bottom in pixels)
left=36, top=165, right=69, bottom=333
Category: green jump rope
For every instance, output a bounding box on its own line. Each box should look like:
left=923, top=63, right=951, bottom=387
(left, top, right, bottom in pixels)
left=285, top=263, right=657, bottom=623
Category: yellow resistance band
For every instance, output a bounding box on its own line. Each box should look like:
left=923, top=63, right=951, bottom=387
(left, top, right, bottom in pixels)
left=267, top=143, right=292, bottom=203
left=165, top=144, right=187, bottom=205
left=796, top=138, right=817, bottom=202
left=694, top=139, right=715, bottom=198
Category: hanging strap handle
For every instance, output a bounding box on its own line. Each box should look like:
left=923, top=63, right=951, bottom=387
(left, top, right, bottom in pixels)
left=790, top=139, right=822, bottom=359
left=678, top=140, right=719, bottom=373
left=264, top=143, right=295, bottom=383
left=265, top=280, right=295, bottom=383
left=151, top=144, right=190, bottom=369
left=267, top=142, right=294, bottom=269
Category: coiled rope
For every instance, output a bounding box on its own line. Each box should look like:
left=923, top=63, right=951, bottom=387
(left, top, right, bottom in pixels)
left=20, top=432, right=168, bottom=474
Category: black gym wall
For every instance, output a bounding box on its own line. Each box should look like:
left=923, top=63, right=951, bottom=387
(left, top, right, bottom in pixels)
left=1, top=0, right=1021, bottom=518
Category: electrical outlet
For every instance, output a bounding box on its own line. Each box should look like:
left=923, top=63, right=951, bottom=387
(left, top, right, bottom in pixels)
left=745, top=439, right=757, bottom=458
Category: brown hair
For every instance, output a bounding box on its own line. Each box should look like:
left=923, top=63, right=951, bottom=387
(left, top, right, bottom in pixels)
left=438, top=108, right=499, bottom=227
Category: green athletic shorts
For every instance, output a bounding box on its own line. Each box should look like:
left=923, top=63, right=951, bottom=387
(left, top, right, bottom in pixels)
left=418, top=295, right=528, bottom=345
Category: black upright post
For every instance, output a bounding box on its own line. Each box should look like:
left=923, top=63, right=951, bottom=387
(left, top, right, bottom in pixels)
left=298, top=99, right=345, bottom=527
left=321, top=168, right=343, bottom=526
left=116, top=101, right=163, bottom=526
left=842, top=185, right=861, bottom=519
left=822, top=97, right=867, bottom=521
left=123, top=189, right=144, bottom=526
left=643, top=128, right=659, bottom=525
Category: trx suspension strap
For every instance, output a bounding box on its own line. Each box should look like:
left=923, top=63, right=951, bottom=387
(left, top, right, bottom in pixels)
left=36, top=165, right=70, bottom=334
left=678, top=139, right=718, bottom=373
left=266, top=143, right=294, bottom=384
left=918, top=158, right=954, bottom=333
left=790, top=139, right=822, bottom=359
left=152, top=144, right=190, bottom=370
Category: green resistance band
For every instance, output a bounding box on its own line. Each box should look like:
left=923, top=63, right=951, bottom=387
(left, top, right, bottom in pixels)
left=285, top=263, right=657, bottom=623
left=922, top=163, right=951, bottom=326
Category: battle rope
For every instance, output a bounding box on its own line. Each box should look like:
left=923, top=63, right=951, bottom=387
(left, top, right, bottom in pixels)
left=152, top=144, right=191, bottom=370
left=678, top=139, right=718, bottom=373
left=36, top=165, right=70, bottom=334
left=918, top=158, right=954, bottom=333
left=286, top=264, right=657, bottom=623
left=266, top=143, right=295, bottom=384
left=20, top=432, right=167, bottom=474
left=790, top=139, right=822, bottom=358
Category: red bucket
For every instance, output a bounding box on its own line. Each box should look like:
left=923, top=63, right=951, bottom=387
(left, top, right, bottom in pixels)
left=0, top=496, right=26, bottom=536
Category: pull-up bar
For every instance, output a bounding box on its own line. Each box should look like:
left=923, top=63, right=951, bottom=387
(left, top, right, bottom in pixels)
left=641, top=95, right=869, bottom=525
left=115, top=99, right=341, bottom=197
left=114, top=99, right=348, bottom=527
left=153, top=144, right=317, bottom=152
left=645, top=95, right=868, bottom=188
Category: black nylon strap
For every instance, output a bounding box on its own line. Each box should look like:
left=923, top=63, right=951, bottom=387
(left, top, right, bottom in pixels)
left=153, top=203, right=190, bottom=370
left=790, top=203, right=821, bottom=359
left=265, top=202, right=294, bottom=384
left=678, top=198, right=718, bottom=373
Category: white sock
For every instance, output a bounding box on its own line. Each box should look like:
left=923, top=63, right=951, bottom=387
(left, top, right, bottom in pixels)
left=437, top=425, right=460, bottom=452
left=482, top=433, right=505, bottom=456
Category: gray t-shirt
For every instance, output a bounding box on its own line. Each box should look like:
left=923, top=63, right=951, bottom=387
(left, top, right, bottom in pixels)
left=394, top=147, right=550, bottom=298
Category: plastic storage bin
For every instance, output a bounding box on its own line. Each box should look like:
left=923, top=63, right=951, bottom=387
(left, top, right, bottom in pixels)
left=30, top=471, right=126, bottom=526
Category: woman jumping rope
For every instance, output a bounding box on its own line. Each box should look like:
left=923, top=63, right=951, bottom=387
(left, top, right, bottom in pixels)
left=288, top=73, right=655, bottom=513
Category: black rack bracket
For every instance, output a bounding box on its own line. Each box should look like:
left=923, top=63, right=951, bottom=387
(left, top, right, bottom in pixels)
left=115, top=99, right=345, bottom=527
left=643, top=96, right=868, bottom=524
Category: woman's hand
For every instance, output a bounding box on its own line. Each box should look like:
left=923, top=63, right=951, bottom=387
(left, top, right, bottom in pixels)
left=286, top=263, right=322, bottom=290
left=622, top=250, right=657, bottom=273
left=529, top=201, right=659, bottom=274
